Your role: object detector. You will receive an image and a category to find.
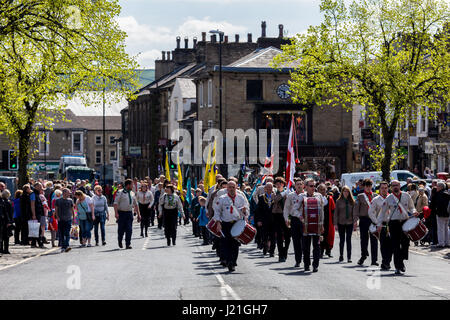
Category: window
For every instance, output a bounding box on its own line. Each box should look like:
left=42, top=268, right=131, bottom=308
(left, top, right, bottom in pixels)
left=175, top=100, right=179, bottom=120
left=208, top=80, right=212, bottom=107
left=72, top=132, right=83, bottom=154
left=110, top=150, right=117, bottom=161
left=109, top=136, right=116, bottom=145
left=417, top=107, right=428, bottom=137
left=95, top=135, right=102, bottom=145
left=246, top=80, right=263, bottom=100
left=95, top=150, right=102, bottom=164
left=38, top=132, right=49, bottom=156
left=199, top=82, right=204, bottom=108
left=207, top=120, right=213, bottom=129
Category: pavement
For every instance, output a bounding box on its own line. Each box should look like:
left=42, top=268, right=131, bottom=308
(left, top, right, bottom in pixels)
left=0, top=214, right=449, bottom=300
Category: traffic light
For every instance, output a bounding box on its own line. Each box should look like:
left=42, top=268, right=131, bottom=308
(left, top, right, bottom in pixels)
left=8, top=150, right=18, bottom=171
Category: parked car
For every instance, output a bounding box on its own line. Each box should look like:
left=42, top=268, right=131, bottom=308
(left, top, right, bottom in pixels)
left=340, top=170, right=420, bottom=189
left=297, top=171, right=320, bottom=182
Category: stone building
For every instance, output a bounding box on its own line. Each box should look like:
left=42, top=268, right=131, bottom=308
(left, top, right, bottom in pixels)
left=124, top=21, right=289, bottom=178
left=194, top=46, right=353, bottom=178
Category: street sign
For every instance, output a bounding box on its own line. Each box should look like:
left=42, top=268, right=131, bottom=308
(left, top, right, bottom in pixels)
left=129, top=146, right=142, bottom=157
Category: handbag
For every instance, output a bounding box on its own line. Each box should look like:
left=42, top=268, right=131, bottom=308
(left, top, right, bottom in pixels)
left=70, top=225, right=79, bottom=240
left=28, top=220, right=40, bottom=238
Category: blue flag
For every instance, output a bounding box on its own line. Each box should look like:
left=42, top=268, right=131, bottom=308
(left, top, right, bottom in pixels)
left=248, top=177, right=261, bottom=201
left=194, top=177, right=198, bottom=190
left=186, top=178, right=192, bottom=205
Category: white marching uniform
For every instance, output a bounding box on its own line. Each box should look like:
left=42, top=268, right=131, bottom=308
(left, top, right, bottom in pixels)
left=213, top=193, right=249, bottom=222
left=368, top=194, right=388, bottom=226
left=378, top=192, right=417, bottom=222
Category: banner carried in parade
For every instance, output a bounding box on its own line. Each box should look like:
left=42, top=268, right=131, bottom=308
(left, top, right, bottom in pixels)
left=286, top=115, right=295, bottom=189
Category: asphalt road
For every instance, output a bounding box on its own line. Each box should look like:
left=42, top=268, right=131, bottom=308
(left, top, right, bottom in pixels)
left=0, top=221, right=449, bottom=300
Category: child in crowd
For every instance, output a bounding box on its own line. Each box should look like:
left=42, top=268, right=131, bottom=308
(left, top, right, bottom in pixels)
left=197, top=197, right=209, bottom=245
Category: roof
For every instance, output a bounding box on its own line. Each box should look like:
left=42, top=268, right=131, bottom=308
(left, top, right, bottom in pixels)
left=228, top=47, right=283, bottom=68
left=63, top=91, right=128, bottom=117
left=51, top=110, right=121, bottom=131
left=216, top=46, right=300, bottom=73
left=176, top=78, right=196, bottom=98
left=140, top=63, right=205, bottom=93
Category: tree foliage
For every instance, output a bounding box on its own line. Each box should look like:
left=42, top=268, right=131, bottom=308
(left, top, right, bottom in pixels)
left=0, top=0, right=139, bottom=185
left=273, top=0, right=449, bottom=181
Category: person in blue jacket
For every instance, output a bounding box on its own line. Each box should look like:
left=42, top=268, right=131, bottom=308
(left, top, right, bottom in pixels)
left=197, top=197, right=209, bottom=245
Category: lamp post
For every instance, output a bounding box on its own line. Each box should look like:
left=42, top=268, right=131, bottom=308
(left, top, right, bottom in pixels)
left=209, top=29, right=225, bottom=175
left=103, top=79, right=106, bottom=191
left=209, top=29, right=224, bottom=131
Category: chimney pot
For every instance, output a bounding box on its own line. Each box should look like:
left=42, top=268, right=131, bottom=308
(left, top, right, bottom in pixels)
left=224, top=35, right=228, bottom=43
left=211, top=34, right=216, bottom=43
left=166, top=51, right=171, bottom=60
left=162, top=51, right=166, bottom=60
left=176, top=36, right=181, bottom=48
left=261, top=21, right=267, bottom=38
left=184, top=36, right=189, bottom=49
left=193, top=36, right=198, bottom=47
left=235, top=34, right=239, bottom=42
left=202, top=32, right=206, bottom=42
left=278, top=24, right=284, bottom=38
left=248, top=33, right=252, bottom=42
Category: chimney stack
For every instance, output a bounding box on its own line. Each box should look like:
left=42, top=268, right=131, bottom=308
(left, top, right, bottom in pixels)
left=162, top=51, right=166, bottom=60
left=184, top=36, right=189, bottom=49
left=224, top=35, right=228, bottom=43
left=235, top=34, right=239, bottom=42
left=202, top=32, right=206, bottom=42
left=211, top=34, right=216, bottom=43
left=261, top=21, right=267, bottom=38
left=176, top=36, right=181, bottom=48
left=248, top=33, right=252, bottom=42
left=166, top=51, right=171, bottom=60
left=278, top=24, right=284, bottom=38
left=193, top=36, right=198, bottom=47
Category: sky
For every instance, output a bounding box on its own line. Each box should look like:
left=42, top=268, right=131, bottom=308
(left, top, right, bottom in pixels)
left=117, top=0, right=324, bottom=69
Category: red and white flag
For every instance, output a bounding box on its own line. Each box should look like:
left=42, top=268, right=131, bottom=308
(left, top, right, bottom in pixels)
left=262, top=152, right=274, bottom=183
left=286, top=115, right=296, bottom=189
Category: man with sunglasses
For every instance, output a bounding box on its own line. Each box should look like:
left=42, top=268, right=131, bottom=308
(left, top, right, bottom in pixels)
left=379, top=180, right=419, bottom=275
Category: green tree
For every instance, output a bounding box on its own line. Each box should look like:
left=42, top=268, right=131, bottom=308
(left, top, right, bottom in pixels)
left=0, top=0, right=139, bottom=186
left=273, top=0, right=449, bottom=181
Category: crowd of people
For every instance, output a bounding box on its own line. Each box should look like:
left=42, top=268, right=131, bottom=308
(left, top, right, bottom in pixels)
left=0, top=173, right=449, bottom=277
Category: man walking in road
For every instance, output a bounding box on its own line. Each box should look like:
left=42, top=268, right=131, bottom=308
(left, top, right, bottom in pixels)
left=114, top=179, right=140, bottom=249
left=54, top=188, right=75, bottom=253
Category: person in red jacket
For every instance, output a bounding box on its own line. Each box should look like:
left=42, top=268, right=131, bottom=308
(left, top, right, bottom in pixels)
left=318, top=184, right=335, bottom=258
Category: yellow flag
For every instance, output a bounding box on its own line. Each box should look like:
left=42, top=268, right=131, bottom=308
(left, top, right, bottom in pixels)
left=165, top=150, right=171, bottom=182
left=204, top=144, right=211, bottom=192
left=177, top=155, right=184, bottom=201
left=209, top=140, right=217, bottom=188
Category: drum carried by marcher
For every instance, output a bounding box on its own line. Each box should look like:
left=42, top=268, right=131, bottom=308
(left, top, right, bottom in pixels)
left=230, top=219, right=256, bottom=245
left=402, top=217, right=428, bottom=242
left=207, top=219, right=224, bottom=238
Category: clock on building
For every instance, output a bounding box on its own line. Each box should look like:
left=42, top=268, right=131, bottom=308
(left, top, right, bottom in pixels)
left=277, top=84, right=290, bottom=99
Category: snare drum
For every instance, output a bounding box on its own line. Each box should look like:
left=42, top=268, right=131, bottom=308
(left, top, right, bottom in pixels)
left=207, top=219, right=224, bottom=238
left=230, top=220, right=257, bottom=245
left=402, top=217, right=428, bottom=242
left=369, top=224, right=380, bottom=240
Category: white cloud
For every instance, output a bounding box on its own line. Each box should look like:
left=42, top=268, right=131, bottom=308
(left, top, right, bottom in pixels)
left=117, top=16, right=248, bottom=68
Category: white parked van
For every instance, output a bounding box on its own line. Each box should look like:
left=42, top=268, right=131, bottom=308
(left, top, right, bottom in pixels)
left=340, top=170, right=420, bottom=188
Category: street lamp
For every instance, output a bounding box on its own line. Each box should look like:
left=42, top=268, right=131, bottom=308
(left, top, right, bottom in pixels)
left=209, top=29, right=225, bottom=176
left=209, top=29, right=224, bottom=132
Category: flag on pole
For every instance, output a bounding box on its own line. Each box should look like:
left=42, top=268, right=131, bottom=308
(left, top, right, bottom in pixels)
left=165, top=149, right=171, bottom=182
left=177, top=155, right=184, bottom=201
left=209, top=140, right=217, bottom=188
left=186, top=178, right=192, bottom=205
left=204, top=144, right=211, bottom=192
left=286, top=115, right=295, bottom=189
left=261, top=143, right=274, bottom=183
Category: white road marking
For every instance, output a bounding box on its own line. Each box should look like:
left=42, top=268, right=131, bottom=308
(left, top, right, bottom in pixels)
left=142, top=237, right=150, bottom=250
left=188, top=225, right=241, bottom=301
left=0, top=247, right=60, bottom=272
left=431, top=286, right=446, bottom=291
